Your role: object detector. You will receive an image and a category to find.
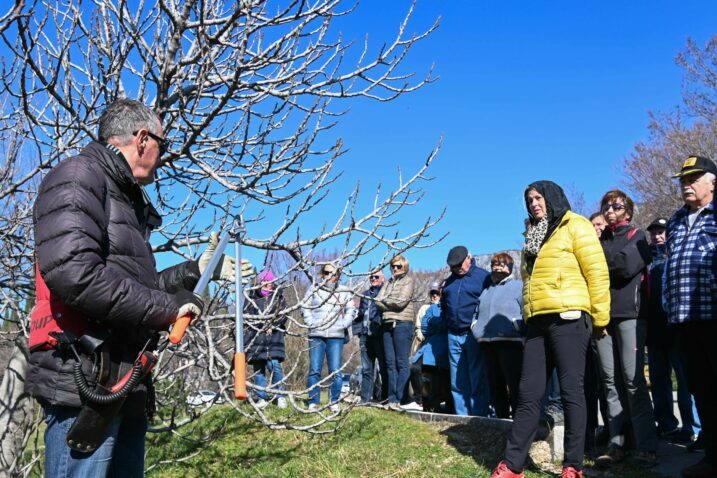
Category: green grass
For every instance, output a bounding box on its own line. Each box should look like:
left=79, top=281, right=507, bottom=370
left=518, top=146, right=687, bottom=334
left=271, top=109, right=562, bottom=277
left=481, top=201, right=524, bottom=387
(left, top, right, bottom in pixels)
left=145, top=405, right=528, bottom=478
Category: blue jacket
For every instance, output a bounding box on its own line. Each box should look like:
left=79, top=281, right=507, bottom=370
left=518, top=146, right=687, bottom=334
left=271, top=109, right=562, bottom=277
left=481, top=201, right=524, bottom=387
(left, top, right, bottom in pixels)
left=354, top=284, right=383, bottom=336
left=470, top=278, right=525, bottom=341
left=412, top=303, right=449, bottom=369
left=440, top=262, right=491, bottom=333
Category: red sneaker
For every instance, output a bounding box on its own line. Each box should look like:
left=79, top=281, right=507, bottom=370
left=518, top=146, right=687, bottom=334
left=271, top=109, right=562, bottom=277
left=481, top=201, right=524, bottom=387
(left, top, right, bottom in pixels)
left=490, top=461, right=524, bottom=478
left=561, top=466, right=583, bottom=478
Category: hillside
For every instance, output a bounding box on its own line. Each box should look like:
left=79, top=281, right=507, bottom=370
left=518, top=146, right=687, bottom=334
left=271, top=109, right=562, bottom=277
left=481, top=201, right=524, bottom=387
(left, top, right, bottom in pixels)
left=140, top=405, right=660, bottom=478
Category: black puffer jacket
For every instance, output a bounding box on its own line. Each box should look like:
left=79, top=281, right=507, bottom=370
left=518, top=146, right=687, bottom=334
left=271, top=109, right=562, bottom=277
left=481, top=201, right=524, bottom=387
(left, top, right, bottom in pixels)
left=25, top=141, right=200, bottom=415
left=600, top=223, right=652, bottom=319
left=244, top=288, right=288, bottom=363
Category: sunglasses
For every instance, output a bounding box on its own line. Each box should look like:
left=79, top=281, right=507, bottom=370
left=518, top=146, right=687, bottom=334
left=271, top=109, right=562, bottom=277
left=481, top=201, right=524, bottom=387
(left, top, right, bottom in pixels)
left=602, top=203, right=625, bottom=212
left=133, top=129, right=168, bottom=156
left=390, top=264, right=403, bottom=270
left=369, top=275, right=381, bottom=280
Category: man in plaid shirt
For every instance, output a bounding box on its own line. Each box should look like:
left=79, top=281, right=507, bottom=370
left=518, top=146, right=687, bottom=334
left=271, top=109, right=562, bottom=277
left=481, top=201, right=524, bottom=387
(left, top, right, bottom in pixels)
left=664, top=155, right=717, bottom=478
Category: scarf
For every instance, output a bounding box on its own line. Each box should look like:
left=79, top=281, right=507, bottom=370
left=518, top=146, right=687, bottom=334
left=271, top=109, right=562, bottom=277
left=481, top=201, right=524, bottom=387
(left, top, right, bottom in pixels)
left=524, top=217, right=549, bottom=257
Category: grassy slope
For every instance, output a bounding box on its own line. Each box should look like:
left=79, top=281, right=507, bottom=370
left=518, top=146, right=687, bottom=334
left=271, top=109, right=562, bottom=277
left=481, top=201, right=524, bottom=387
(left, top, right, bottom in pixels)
left=145, top=406, right=659, bottom=478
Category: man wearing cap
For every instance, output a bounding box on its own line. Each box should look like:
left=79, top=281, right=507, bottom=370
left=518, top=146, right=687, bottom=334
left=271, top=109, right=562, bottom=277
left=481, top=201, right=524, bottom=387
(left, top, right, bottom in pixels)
left=440, top=245, right=491, bottom=416
left=664, top=155, right=717, bottom=478
left=354, top=269, right=388, bottom=403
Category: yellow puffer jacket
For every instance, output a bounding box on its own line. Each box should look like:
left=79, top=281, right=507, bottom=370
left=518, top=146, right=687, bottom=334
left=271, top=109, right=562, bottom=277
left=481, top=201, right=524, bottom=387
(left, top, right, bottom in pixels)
left=522, top=211, right=610, bottom=327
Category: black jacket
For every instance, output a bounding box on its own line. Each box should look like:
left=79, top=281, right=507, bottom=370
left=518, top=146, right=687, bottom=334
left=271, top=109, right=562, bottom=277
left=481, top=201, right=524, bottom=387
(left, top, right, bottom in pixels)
left=600, top=223, right=652, bottom=319
left=244, top=289, right=288, bottom=363
left=645, top=244, right=669, bottom=346
left=26, top=141, right=199, bottom=414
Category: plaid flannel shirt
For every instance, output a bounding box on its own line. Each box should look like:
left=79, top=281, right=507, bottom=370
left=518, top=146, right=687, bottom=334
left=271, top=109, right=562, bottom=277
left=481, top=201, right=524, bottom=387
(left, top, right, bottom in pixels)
left=664, top=202, right=717, bottom=324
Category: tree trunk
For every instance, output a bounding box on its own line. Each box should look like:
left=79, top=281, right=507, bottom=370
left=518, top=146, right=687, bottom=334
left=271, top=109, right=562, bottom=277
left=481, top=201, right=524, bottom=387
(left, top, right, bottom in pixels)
left=0, top=339, right=34, bottom=477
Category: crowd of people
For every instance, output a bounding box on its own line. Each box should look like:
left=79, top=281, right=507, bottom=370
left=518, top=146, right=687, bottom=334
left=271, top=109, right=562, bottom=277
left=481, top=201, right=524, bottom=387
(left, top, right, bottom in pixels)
left=284, top=157, right=717, bottom=478
left=23, top=97, right=717, bottom=478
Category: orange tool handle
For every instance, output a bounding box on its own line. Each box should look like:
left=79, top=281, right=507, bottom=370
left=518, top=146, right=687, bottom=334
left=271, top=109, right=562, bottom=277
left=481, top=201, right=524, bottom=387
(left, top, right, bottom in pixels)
left=234, top=352, right=247, bottom=400
left=168, top=315, right=192, bottom=345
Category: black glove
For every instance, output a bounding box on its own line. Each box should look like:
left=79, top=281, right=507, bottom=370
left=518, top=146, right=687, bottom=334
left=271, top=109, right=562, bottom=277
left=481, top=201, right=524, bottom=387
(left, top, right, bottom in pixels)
left=174, top=290, right=204, bottom=324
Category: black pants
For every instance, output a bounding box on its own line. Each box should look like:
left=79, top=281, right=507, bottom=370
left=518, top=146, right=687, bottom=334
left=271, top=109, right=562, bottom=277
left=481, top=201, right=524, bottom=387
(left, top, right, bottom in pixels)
left=675, top=320, right=717, bottom=464
left=408, top=358, right=423, bottom=405
left=584, top=339, right=609, bottom=449
left=482, top=341, right=523, bottom=419
left=421, top=364, right=454, bottom=413
left=504, top=313, right=591, bottom=472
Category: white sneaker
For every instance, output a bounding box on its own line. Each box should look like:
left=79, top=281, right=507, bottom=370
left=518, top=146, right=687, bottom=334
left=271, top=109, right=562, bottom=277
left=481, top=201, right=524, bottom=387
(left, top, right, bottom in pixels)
left=329, top=403, right=340, bottom=413
left=308, top=403, right=319, bottom=412
left=254, top=398, right=269, bottom=409
left=276, top=397, right=288, bottom=409
left=400, top=401, right=423, bottom=411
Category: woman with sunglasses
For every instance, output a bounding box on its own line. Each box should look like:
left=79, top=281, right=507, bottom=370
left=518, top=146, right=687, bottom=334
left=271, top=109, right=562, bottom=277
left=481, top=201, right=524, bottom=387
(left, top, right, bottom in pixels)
left=302, top=263, right=356, bottom=412
left=491, top=180, right=609, bottom=478
left=594, top=189, right=658, bottom=469
left=375, top=255, right=418, bottom=411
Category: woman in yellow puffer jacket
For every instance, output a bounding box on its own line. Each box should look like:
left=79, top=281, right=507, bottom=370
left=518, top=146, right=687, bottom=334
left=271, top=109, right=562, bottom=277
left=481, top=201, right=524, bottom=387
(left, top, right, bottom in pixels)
left=491, top=180, right=610, bottom=478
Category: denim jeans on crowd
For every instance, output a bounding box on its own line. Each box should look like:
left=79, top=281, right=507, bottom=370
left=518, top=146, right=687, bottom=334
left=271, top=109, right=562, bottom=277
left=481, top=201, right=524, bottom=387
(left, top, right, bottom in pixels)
left=447, top=331, right=489, bottom=416
left=307, top=337, right=344, bottom=405
left=648, top=341, right=697, bottom=434
left=382, top=320, right=414, bottom=404
left=253, top=358, right=286, bottom=401
left=43, top=404, right=147, bottom=478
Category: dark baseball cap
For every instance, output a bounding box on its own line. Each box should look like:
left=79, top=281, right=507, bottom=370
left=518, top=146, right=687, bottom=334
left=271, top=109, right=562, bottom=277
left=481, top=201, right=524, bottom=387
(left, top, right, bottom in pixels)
left=646, top=217, right=668, bottom=232
left=446, top=245, right=468, bottom=267
left=672, top=155, right=717, bottom=178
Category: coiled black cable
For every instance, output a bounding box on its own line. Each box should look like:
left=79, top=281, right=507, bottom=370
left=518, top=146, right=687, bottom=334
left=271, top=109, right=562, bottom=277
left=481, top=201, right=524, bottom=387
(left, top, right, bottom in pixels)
left=73, top=361, right=143, bottom=404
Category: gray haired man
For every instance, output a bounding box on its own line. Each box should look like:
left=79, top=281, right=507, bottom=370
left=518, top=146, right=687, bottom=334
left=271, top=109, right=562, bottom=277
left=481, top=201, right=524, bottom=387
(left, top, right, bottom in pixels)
left=26, top=99, right=215, bottom=477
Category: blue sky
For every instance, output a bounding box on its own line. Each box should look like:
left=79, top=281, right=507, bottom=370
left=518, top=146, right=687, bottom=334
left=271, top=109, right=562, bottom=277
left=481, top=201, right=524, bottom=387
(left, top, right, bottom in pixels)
left=309, top=0, right=717, bottom=271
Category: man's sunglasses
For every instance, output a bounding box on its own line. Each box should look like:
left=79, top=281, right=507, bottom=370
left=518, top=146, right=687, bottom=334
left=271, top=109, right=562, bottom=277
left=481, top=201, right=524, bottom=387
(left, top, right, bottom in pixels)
left=369, top=275, right=381, bottom=280
left=133, top=130, right=168, bottom=156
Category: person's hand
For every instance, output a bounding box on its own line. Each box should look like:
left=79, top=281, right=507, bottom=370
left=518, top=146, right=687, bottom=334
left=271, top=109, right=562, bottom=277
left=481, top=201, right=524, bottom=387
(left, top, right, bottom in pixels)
left=174, top=290, right=205, bottom=325
left=198, top=232, right=255, bottom=281
left=592, top=325, right=607, bottom=340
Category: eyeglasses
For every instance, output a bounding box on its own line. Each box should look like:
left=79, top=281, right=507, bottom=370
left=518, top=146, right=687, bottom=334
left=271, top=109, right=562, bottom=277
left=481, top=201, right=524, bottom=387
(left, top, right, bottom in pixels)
left=390, top=264, right=403, bottom=270
left=369, top=275, right=381, bottom=280
left=321, top=270, right=335, bottom=276
left=602, top=203, right=625, bottom=212
left=133, top=130, right=168, bottom=156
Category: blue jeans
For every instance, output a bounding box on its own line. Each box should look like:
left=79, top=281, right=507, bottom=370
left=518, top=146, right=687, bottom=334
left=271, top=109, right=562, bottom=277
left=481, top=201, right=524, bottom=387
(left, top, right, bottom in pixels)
left=447, top=331, right=489, bottom=416
left=382, top=321, right=414, bottom=404
left=648, top=341, right=696, bottom=434
left=307, top=337, right=344, bottom=404
left=43, top=404, right=147, bottom=478
left=253, top=359, right=286, bottom=401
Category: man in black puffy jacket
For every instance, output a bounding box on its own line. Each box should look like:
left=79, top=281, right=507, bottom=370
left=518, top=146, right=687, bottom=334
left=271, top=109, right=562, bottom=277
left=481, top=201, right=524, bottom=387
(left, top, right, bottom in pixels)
left=26, top=99, right=210, bottom=477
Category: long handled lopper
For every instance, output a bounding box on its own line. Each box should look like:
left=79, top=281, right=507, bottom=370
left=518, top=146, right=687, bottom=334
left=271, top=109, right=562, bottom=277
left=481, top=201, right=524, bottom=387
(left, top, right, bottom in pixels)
left=232, top=216, right=248, bottom=400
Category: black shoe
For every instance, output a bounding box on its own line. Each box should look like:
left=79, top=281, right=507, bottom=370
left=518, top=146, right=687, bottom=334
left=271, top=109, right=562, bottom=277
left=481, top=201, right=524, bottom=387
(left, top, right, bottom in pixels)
left=687, top=435, right=705, bottom=453
left=671, top=429, right=696, bottom=444
left=657, top=425, right=680, bottom=439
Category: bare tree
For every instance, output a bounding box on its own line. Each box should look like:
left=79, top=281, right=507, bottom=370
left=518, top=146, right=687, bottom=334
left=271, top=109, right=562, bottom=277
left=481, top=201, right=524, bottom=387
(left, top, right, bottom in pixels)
left=0, top=0, right=444, bottom=473
left=623, top=34, right=717, bottom=226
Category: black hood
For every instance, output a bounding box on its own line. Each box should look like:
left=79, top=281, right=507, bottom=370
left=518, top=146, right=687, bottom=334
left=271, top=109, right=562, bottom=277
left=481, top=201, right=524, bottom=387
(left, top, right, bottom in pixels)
left=526, top=180, right=571, bottom=224
left=525, top=180, right=571, bottom=246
